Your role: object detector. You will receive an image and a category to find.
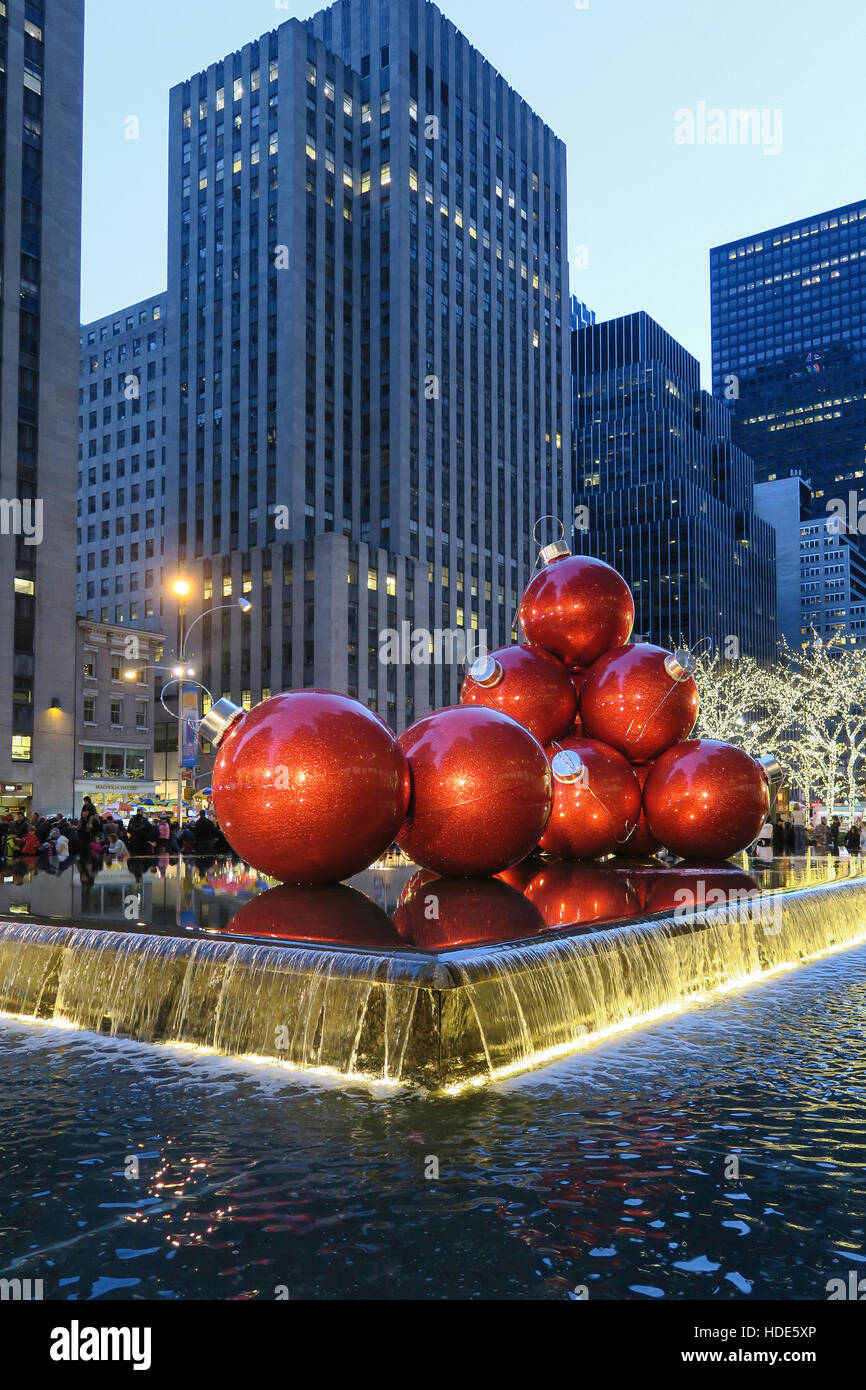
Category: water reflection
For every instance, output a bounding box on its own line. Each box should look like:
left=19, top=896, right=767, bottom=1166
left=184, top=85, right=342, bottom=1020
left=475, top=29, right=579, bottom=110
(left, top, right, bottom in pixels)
left=0, top=850, right=862, bottom=954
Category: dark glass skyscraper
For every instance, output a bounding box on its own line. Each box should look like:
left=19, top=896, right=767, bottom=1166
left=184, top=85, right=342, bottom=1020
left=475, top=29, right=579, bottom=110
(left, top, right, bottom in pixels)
left=0, top=0, right=84, bottom=813
left=164, top=0, right=573, bottom=731
left=711, top=200, right=866, bottom=521
left=573, top=312, right=776, bottom=660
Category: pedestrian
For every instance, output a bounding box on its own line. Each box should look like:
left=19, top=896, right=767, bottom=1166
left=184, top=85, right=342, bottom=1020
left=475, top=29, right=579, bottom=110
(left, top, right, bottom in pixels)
left=193, top=810, right=218, bottom=854
left=845, top=821, right=861, bottom=855
left=783, top=818, right=795, bottom=854
left=772, top=818, right=785, bottom=855
left=829, top=816, right=841, bottom=853
left=791, top=803, right=808, bottom=855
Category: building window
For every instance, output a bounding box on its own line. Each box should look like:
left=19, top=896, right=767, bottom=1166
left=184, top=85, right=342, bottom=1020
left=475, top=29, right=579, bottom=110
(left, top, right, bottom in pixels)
left=136, top=702, right=148, bottom=730
left=12, top=736, right=32, bottom=762
left=222, top=576, right=233, bottom=597
left=83, top=697, right=96, bottom=724
left=110, top=700, right=123, bottom=727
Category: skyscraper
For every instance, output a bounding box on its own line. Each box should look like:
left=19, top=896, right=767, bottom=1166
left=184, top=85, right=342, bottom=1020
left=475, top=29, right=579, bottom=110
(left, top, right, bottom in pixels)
left=0, top=0, right=84, bottom=813
left=711, top=200, right=866, bottom=526
left=78, top=293, right=169, bottom=629
left=573, top=312, right=776, bottom=660
left=165, top=0, right=572, bottom=732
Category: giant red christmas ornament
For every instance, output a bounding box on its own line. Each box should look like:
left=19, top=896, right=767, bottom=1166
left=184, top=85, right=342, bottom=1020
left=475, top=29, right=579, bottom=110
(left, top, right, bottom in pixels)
left=394, top=873, right=546, bottom=950
left=397, top=706, right=553, bottom=877
left=519, top=542, right=635, bottom=669
left=617, top=763, right=660, bottom=859
left=581, top=644, right=699, bottom=764
left=524, top=861, right=640, bottom=929
left=643, top=739, right=771, bottom=861
left=538, top=736, right=642, bottom=860
left=460, top=644, right=577, bottom=746
left=225, top=883, right=402, bottom=948
left=202, top=691, right=411, bottom=885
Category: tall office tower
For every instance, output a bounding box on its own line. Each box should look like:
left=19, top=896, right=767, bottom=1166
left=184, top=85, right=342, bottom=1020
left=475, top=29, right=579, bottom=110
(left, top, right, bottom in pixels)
left=166, top=0, right=571, bottom=732
left=755, top=474, right=866, bottom=651
left=0, top=1, right=84, bottom=815
left=77, top=293, right=169, bottom=629
left=711, top=200, right=866, bottom=526
left=573, top=312, right=777, bottom=660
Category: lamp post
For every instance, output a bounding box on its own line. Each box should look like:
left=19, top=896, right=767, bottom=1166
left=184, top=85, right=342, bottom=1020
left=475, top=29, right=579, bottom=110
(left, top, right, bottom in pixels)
left=126, top=583, right=253, bottom=829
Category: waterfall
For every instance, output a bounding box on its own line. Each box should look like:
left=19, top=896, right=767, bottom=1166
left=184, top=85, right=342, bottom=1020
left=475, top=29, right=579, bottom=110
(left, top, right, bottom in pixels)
left=1, top=874, right=865, bottom=1088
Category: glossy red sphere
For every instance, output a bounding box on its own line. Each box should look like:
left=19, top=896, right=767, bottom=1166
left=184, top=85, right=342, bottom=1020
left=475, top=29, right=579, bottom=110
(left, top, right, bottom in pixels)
left=637, top=866, right=762, bottom=917
left=525, top=862, right=641, bottom=929
left=617, top=763, right=661, bottom=858
left=225, top=883, right=402, bottom=948
left=394, top=873, right=547, bottom=950
left=519, top=553, right=635, bottom=669
left=397, top=706, right=553, bottom=877
left=643, top=740, right=771, bottom=861
left=212, top=691, right=411, bottom=884
left=460, top=645, right=577, bottom=746
left=538, top=736, right=643, bottom=860
left=581, top=644, right=699, bottom=764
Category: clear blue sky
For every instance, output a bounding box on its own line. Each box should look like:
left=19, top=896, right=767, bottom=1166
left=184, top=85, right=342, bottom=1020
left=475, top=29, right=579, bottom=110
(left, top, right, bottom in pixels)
left=82, top=0, right=866, bottom=383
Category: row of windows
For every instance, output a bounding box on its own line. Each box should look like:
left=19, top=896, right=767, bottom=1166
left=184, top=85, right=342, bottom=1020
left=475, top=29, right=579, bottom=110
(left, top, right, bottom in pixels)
left=82, top=303, right=162, bottom=346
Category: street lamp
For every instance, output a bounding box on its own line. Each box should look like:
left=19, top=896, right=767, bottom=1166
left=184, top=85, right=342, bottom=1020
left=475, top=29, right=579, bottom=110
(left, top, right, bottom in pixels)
left=124, top=589, right=253, bottom=826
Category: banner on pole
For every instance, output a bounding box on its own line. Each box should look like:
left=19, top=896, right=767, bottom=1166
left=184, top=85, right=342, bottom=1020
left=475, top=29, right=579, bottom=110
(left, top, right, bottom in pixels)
left=180, top=686, right=199, bottom=769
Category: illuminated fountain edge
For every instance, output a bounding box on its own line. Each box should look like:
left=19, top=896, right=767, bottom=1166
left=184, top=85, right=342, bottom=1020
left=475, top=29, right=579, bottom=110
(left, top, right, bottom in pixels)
left=1, top=873, right=865, bottom=1089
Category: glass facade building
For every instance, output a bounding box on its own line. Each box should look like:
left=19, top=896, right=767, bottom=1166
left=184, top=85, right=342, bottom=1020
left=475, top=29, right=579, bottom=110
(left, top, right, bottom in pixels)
left=0, top=0, right=84, bottom=812
left=77, top=294, right=169, bottom=628
left=573, top=312, right=776, bottom=661
left=163, top=0, right=573, bottom=732
left=711, top=200, right=866, bottom=523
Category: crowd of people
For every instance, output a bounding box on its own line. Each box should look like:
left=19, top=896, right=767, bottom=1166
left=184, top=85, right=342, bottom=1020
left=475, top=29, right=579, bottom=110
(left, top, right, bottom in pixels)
left=755, top=807, right=864, bottom=858
left=1, top=800, right=229, bottom=868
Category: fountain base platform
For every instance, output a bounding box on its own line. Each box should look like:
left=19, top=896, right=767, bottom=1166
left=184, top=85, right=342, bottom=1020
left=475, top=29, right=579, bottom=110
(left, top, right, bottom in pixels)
left=2, top=868, right=865, bottom=1089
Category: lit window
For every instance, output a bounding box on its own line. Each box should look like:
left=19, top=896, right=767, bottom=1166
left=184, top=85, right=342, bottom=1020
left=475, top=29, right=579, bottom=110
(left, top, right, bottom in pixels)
left=386, top=574, right=397, bottom=597
left=13, top=577, right=34, bottom=595
left=368, top=569, right=378, bottom=591
left=203, top=578, right=213, bottom=600
left=234, top=79, right=244, bottom=103
left=242, top=691, right=252, bottom=711
left=12, top=736, right=32, bottom=762
left=216, top=87, right=225, bottom=111
left=222, top=577, right=233, bottom=597
left=242, top=572, right=252, bottom=593
left=270, top=132, right=279, bottom=156
left=306, top=143, right=317, bottom=161
left=381, top=164, right=391, bottom=186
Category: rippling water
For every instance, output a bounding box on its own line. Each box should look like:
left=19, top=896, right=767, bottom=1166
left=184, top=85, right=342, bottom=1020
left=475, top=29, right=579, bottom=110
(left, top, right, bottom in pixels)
left=1, top=939, right=865, bottom=1301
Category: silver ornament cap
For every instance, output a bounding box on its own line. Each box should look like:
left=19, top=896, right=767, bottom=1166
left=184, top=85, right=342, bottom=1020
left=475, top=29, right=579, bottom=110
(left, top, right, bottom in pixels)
left=469, top=654, right=503, bottom=688
left=199, top=697, right=244, bottom=749
left=539, top=539, right=571, bottom=566
left=665, top=648, right=697, bottom=681
left=551, top=749, right=585, bottom=785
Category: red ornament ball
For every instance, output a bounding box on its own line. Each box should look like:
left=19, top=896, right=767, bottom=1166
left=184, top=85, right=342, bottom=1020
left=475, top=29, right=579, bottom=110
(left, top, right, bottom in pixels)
left=643, top=739, right=771, bottom=861
left=617, top=762, right=661, bottom=858
left=226, top=883, right=402, bottom=948
left=393, top=873, right=546, bottom=950
left=460, top=644, right=577, bottom=746
left=538, top=736, right=643, bottom=860
left=581, top=644, right=699, bottom=764
left=397, top=706, right=553, bottom=877
left=525, top=861, right=641, bottom=929
left=519, top=550, right=635, bottom=669
left=211, top=691, right=411, bottom=884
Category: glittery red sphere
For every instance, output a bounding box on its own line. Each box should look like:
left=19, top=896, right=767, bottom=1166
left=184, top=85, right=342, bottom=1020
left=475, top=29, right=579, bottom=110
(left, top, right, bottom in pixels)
left=397, top=706, right=553, bottom=877
left=643, top=740, right=771, bottom=861
left=519, top=553, right=635, bottom=669
left=581, top=644, right=699, bottom=764
left=212, top=691, right=411, bottom=884
left=394, top=873, right=546, bottom=950
left=460, top=644, right=577, bottom=745
left=637, top=866, right=761, bottom=917
left=524, top=862, right=640, bottom=929
left=226, top=883, right=402, bottom=948
left=538, top=736, right=643, bottom=860
left=617, top=763, right=661, bottom=858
